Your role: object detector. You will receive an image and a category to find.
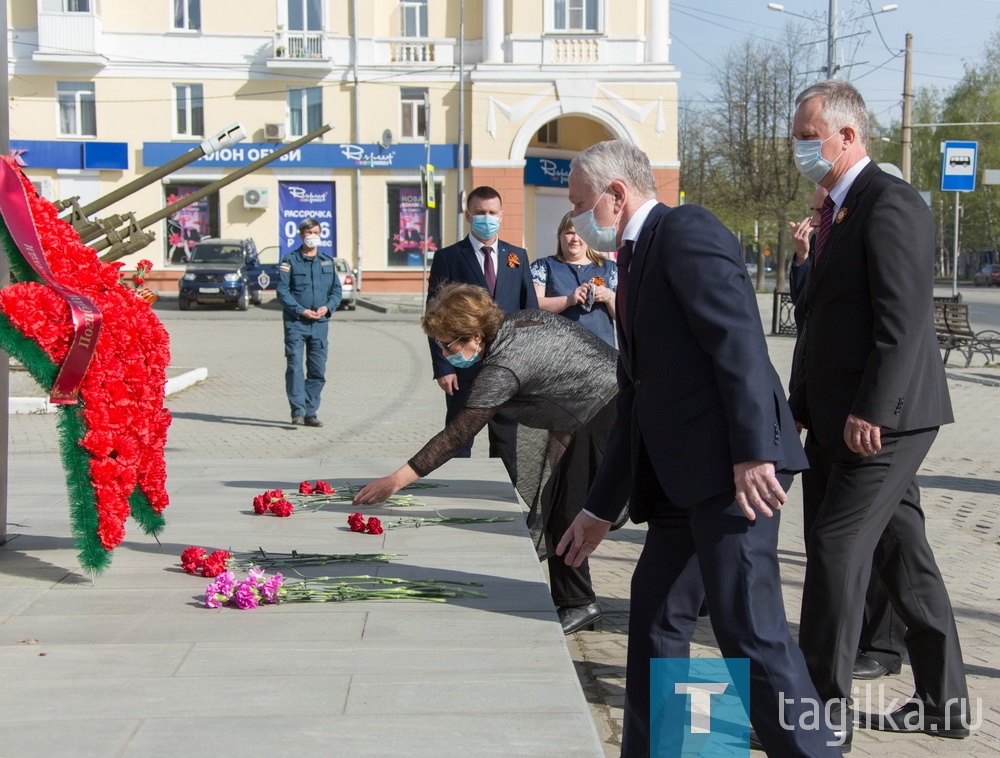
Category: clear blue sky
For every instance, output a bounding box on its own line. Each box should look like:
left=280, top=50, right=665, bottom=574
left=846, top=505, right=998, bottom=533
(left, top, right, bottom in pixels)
left=669, top=0, right=1000, bottom=125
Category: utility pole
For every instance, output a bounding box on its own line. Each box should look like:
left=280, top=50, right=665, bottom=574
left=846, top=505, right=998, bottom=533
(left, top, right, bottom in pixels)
left=456, top=0, right=465, bottom=242
left=827, top=0, right=838, bottom=77
left=901, top=32, right=913, bottom=183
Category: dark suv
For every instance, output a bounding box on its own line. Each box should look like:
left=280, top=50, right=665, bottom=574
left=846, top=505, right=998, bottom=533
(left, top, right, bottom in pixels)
left=178, top=238, right=258, bottom=311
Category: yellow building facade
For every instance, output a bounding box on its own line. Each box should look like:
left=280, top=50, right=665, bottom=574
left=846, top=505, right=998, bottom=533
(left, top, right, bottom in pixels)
left=8, top=0, right=679, bottom=291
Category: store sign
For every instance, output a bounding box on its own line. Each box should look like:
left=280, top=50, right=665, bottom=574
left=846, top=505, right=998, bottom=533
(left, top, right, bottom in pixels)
left=525, top=156, right=572, bottom=187
left=278, top=181, right=336, bottom=259
left=143, top=142, right=466, bottom=170
left=10, top=140, right=129, bottom=170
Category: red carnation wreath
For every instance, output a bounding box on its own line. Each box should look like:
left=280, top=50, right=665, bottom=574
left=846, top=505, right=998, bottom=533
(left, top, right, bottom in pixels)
left=0, top=156, right=171, bottom=574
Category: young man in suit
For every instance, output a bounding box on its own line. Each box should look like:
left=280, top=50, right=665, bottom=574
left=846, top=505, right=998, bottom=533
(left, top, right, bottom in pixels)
left=790, top=187, right=907, bottom=683
left=426, top=186, right=537, bottom=472
left=557, top=140, right=841, bottom=757
left=790, top=80, right=969, bottom=742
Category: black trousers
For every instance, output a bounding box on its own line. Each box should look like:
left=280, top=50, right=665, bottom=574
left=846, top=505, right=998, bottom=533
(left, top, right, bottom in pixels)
left=621, top=472, right=841, bottom=758
left=799, top=429, right=968, bottom=718
left=802, top=444, right=906, bottom=671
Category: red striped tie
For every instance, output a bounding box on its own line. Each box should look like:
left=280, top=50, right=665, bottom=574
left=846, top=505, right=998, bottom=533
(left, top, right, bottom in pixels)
left=814, top=196, right=836, bottom=264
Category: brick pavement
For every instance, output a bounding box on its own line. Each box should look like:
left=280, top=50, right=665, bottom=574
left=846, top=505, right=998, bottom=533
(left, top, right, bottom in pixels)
left=6, top=291, right=1000, bottom=756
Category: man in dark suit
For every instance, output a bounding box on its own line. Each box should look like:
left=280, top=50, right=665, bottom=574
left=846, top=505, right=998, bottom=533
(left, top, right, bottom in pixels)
left=426, top=186, right=536, bottom=471
left=790, top=187, right=907, bottom=683
left=790, top=80, right=969, bottom=741
left=557, top=140, right=841, bottom=757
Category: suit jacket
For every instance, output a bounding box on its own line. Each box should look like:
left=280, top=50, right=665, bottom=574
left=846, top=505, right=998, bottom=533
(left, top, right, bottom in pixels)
left=426, top=236, right=537, bottom=379
left=583, top=203, right=808, bottom=523
left=788, top=162, right=953, bottom=447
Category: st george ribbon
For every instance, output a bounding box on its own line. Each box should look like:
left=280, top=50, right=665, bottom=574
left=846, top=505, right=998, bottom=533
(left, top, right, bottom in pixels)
left=0, top=160, right=102, bottom=403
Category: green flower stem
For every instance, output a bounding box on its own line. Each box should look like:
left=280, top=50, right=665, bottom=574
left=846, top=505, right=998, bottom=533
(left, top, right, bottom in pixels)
left=385, top=515, right=516, bottom=529
left=277, top=574, right=487, bottom=603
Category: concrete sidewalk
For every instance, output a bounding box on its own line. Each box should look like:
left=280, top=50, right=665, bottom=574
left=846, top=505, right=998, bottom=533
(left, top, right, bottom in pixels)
left=4, top=291, right=1000, bottom=756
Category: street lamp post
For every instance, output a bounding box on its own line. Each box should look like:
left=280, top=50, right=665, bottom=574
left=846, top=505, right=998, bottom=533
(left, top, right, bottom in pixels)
left=767, top=2, right=897, bottom=79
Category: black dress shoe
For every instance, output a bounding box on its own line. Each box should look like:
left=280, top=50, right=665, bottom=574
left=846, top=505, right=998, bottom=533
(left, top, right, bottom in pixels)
left=291, top=415, right=305, bottom=425
left=304, top=416, right=323, bottom=427
left=853, top=653, right=900, bottom=680
left=750, top=725, right=852, bottom=752
left=558, top=602, right=603, bottom=635
left=859, top=700, right=970, bottom=739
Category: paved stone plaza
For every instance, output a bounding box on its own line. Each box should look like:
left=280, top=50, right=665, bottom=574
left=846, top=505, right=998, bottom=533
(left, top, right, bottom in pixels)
left=4, top=289, right=999, bottom=756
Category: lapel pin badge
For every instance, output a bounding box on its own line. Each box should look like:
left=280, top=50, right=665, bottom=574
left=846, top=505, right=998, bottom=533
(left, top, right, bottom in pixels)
left=835, top=207, right=849, bottom=224
left=506, top=252, right=520, bottom=268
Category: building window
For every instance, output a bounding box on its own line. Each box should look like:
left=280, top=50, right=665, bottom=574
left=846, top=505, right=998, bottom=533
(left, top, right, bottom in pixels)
left=174, top=84, right=204, bottom=138
left=554, top=0, right=598, bottom=32
left=401, top=0, right=427, bottom=37
left=288, top=87, right=322, bottom=137
left=536, top=121, right=559, bottom=145
left=288, top=0, right=322, bottom=31
left=173, top=0, right=200, bottom=31
left=57, top=82, right=96, bottom=137
left=64, top=0, right=90, bottom=11
left=400, top=88, right=428, bottom=140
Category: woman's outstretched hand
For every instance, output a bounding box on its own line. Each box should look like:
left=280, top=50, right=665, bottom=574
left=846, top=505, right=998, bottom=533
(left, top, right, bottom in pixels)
left=352, top=465, right=420, bottom=505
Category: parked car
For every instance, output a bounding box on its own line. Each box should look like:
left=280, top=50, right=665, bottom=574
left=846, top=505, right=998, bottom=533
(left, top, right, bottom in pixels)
left=178, top=238, right=257, bottom=311
left=334, top=257, right=358, bottom=310
left=973, top=263, right=1000, bottom=287
left=246, top=245, right=284, bottom=305
left=745, top=262, right=759, bottom=276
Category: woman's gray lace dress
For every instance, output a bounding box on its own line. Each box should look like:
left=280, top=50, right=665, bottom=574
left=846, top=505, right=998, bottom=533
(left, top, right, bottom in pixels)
left=409, top=308, right=620, bottom=558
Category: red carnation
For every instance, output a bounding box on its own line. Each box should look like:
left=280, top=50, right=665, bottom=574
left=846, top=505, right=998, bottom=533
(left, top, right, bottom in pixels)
left=348, top=512, right=366, bottom=532
left=180, top=546, right=206, bottom=574
left=200, top=549, right=231, bottom=577
left=252, top=494, right=269, bottom=514
left=269, top=499, right=294, bottom=517
left=266, top=489, right=284, bottom=500
left=365, top=517, right=383, bottom=535
left=298, top=480, right=314, bottom=495
left=314, top=480, right=334, bottom=494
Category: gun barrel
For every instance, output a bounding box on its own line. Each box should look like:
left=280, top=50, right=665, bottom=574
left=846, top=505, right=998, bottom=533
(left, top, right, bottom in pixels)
left=91, top=123, right=332, bottom=254
left=68, top=122, right=247, bottom=220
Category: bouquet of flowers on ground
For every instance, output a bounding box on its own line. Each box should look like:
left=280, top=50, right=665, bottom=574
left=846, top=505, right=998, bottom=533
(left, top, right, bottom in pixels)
left=180, top=546, right=232, bottom=577
left=204, top=569, right=486, bottom=609
left=251, top=488, right=294, bottom=517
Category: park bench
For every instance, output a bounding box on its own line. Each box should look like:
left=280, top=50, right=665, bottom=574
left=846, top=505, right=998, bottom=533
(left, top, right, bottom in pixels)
left=933, top=299, right=1000, bottom=367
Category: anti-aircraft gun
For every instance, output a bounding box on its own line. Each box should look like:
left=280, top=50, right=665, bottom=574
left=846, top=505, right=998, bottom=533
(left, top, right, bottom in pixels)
left=54, top=122, right=333, bottom=262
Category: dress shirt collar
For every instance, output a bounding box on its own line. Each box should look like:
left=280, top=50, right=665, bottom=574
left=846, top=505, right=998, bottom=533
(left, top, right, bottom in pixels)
left=621, top=198, right=659, bottom=245
left=468, top=233, right=498, bottom=255
left=828, top=156, right=871, bottom=213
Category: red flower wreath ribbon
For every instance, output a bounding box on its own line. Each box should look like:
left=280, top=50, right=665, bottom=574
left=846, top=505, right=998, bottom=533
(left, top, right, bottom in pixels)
left=0, top=160, right=101, bottom=403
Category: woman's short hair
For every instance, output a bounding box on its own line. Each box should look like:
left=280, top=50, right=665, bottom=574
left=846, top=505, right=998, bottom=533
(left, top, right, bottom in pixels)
left=556, top=211, right=605, bottom=267
left=422, top=282, right=505, bottom=343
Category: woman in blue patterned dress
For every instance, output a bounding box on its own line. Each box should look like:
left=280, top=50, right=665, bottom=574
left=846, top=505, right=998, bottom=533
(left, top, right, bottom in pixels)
left=530, top=211, right=617, bottom=346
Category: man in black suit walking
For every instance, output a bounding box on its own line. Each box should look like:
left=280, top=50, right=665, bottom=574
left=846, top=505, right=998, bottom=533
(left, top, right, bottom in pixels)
left=558, top=140, right=841, bottom=757
left=789, top=80, right=969, bottom=742
left=426, top=186, right=536, bottom=471
left=790, top=187, right=907, bottom=683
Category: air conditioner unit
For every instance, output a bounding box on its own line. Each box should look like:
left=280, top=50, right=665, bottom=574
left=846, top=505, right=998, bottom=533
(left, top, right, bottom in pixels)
left=264, top=123, right=286, bottom=141
left=243, top=187, right=270, bottom=209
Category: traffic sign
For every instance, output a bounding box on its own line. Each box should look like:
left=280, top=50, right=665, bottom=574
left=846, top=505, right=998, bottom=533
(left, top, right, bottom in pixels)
left=941, top=140, right=977, bottom=192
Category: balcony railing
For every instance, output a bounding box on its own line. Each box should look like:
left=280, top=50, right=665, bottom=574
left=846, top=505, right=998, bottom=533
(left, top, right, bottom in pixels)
left=545, top=35, right=601, bottom=64
left=272, top=30, right=327, bottom=60
left=390, top=39, right=435, bottom=63
left=35, top=10, right=103, bottom=61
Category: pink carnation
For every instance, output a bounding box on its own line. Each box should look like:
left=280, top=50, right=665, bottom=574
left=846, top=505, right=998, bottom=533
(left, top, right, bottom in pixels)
left=233, top=581, right=260, bottom=609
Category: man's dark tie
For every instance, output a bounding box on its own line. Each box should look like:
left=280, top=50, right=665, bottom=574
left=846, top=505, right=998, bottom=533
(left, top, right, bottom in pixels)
left=813, top=196, right=836, bottom=264
left=482, top=245, right=496, bottom=296
left=616, top=239, right=633, bottom=331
